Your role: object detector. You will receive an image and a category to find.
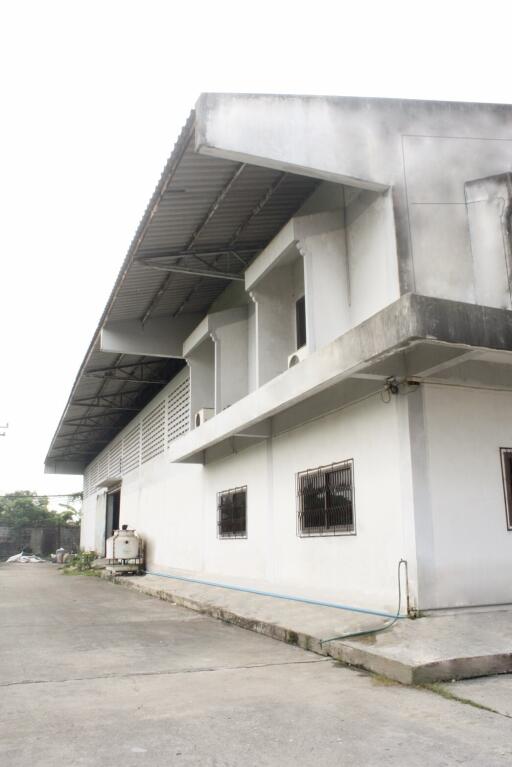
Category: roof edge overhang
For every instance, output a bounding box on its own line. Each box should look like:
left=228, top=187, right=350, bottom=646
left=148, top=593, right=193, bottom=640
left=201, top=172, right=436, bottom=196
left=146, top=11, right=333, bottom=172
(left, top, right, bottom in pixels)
left=44, top=113, right=196, bottom=471
left=45, top=96, right=334, bottom=474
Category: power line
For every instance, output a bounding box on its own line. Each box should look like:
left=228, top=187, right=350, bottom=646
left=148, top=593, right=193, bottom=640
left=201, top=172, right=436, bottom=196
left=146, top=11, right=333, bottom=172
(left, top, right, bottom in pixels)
left=0, top=493, right=82, bottom=500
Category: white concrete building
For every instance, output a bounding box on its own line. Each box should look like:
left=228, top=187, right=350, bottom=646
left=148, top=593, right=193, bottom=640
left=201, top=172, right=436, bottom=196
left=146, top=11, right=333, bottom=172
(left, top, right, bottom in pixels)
left=46, top=94, right=512, bottom=614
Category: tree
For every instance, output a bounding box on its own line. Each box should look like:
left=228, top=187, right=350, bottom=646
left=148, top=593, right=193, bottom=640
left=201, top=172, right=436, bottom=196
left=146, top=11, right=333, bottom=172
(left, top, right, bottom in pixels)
left=0, top=491, right=80, bottom=527
left=57, top=493, right=82, bottom=525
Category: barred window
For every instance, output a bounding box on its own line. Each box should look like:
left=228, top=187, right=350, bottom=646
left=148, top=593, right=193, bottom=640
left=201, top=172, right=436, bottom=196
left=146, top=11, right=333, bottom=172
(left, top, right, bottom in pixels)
left=297, top=460, right=355, bottom=536
left=500, top=448, right=512, bottom=530
left=217, top=486, right=247, bottom=539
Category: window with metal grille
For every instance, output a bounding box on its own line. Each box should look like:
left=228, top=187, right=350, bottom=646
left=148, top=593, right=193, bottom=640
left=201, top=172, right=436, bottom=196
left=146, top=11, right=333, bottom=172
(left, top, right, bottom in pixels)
left=500, top=448, right=512, bottom=530
left=217, top=486, right=247, bottom=538
left=297, top=460, right=355, bottom=536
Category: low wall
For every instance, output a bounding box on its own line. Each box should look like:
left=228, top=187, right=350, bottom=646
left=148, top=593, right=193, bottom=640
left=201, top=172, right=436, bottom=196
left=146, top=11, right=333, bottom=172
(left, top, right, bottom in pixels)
left=0, top=525, right=80, bottom=560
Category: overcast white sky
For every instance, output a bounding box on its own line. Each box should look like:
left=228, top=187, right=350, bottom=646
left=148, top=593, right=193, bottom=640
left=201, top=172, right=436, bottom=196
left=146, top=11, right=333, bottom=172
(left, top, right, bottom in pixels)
left=0, top=0, right=510, bottom=497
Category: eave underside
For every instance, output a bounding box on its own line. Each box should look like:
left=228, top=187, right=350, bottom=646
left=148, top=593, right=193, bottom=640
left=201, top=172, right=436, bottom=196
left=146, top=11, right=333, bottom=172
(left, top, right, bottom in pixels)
left=45, top=114, right=319, bottom=472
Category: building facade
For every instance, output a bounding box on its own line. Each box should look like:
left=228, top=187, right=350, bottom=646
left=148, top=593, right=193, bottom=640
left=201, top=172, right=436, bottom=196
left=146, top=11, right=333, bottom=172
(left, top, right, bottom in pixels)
left=46, top=94, right=512, bottom=614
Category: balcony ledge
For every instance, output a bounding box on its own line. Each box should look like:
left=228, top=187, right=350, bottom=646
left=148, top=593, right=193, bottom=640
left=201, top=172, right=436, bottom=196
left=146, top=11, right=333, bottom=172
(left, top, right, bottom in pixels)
left=167, top=293, right=512, bottom=464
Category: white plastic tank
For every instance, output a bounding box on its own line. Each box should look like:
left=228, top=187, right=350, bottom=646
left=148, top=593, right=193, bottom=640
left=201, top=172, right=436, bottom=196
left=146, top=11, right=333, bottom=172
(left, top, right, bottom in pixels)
left=106, top=527, right=141, bottom=560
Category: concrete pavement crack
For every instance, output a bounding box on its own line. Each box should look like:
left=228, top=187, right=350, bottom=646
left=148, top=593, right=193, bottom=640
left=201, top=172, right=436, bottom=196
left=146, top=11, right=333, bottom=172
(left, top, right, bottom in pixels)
left=420, top=683, right=512, bottom=721
left=0, top=657, right=330, bottom=688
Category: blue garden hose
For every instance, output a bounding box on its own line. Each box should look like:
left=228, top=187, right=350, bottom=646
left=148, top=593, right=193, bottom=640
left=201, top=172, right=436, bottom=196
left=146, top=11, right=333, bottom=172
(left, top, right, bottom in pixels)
left=320, top=558, right=407, bottom=645
left=144, top=567, right=408, bottom=622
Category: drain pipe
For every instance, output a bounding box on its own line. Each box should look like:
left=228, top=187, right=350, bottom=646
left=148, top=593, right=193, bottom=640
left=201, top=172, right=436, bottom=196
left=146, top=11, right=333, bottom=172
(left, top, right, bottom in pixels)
left=144, top=568, right=408, bottom=622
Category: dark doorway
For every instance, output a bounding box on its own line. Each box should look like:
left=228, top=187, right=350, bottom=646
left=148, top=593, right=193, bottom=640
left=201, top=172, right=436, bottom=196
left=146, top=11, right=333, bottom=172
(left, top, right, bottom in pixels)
left=295, top=295, right=306, bottom=350
left=105, top=489, right=121, bottom=541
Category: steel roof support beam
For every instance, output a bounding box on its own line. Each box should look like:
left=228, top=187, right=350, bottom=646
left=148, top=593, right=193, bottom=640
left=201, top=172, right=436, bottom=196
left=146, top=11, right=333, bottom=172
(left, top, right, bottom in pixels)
left=141, top=163, right=247, bottom=324
left=137, top=247, right=261, bottom=262
left=187, top=164, right=247, bottom=249
left=50, top=442, right=106, bottom=451
left=60, top=426, right=119, bottom=435
left=84, top=373, right=169, bottom=384
left=53, top=440, right=111, bottom=450
left=63, top=415, right=122, bottom=426
left=141, top=263, right=245, bottom=281
left=228, top=172, right=286, bottom=247
left=86, top=360, right=171, bottom=374
left=72, top=391, right=141, bottom=405
left=70, top=403, right=140, bottom=411
left=172, top=172, right=287, bottom=318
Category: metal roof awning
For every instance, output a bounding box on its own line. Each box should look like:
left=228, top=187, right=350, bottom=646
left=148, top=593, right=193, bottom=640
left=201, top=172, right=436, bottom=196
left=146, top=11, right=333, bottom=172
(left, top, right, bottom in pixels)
left=45, top=110, right=319, bottom=473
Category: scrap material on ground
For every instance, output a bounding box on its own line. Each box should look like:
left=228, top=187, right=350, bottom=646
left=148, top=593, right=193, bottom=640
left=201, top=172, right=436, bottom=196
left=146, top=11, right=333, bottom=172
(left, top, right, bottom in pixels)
left=6, top=553, right=44, bottom=563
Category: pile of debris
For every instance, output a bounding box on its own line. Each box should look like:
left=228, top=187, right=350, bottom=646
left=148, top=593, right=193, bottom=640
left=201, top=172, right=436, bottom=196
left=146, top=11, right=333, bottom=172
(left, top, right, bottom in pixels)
left=6, top=547, right=44, bottom=563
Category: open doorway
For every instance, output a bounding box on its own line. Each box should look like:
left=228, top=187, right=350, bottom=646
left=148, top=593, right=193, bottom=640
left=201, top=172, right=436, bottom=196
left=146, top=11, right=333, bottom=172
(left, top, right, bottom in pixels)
left=105, top=488, right=121, bottom=542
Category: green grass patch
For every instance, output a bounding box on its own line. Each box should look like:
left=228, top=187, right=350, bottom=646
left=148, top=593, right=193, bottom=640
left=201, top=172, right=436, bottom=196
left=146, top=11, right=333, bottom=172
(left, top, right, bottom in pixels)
left=61, top=550, right=98, bottom=575
left=420, top=683, right=507, bottom=717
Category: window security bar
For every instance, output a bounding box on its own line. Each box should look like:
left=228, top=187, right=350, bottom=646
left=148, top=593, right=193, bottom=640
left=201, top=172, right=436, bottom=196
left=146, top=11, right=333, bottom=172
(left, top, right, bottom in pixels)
left=297, top=460, right=355, bottom=537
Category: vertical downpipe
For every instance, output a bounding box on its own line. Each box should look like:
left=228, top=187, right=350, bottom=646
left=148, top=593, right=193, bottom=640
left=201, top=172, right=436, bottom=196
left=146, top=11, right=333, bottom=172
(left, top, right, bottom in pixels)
left=265, top=433, right=275, bottom=583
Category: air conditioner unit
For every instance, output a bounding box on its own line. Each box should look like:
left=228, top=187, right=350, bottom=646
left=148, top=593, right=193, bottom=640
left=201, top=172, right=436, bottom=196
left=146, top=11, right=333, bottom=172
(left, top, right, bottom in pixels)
left=288, top=347, right=308, bottom=368
left=194, top=408, right=215, bottom=427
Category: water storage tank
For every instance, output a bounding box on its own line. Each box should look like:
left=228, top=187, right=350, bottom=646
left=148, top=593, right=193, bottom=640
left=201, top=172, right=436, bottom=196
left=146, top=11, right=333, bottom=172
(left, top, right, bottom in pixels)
left=112, top=529, right=140, bottom=559
left=105, top=527, right=144, bottom=575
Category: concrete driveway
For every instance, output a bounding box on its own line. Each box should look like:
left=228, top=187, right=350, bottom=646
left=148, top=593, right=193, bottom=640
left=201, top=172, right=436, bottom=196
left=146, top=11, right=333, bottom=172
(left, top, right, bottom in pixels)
left=1, top=564, right=511, bottom=767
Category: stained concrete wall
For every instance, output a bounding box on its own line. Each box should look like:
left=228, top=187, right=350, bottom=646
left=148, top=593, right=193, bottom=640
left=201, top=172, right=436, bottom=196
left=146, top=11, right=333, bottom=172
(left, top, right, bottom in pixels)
left=405, top=138, right=512, bottom=306
left=0, top=525, right=80, bottom=559
left=196, top=94, right=512, bottom=307
left=346, top=189, right=400, bottom=327
left=298, top=186, right=399, bottom=349
left=465, top=173, right=512, bottom=310
left=416, top=384, right=512, bottom=609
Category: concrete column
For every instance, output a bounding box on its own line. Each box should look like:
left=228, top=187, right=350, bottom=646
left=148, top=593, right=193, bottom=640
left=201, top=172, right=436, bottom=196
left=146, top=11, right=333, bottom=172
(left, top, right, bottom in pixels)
left=250, top=266, right=295, bottom=386
left=404, top=386, right=436, bottom=612
left=187, top=341, right=215, bottom=427
left=211, top=313, right=249, bottom=412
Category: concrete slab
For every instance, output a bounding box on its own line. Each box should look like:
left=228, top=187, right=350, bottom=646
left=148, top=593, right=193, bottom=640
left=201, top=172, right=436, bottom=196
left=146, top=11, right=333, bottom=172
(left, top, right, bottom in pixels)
left=3, top=563, right=512, bottom=767
left=441, top=675, right=512, bottom=718
left=113, top=568, right=512, bottom=684
left=0, top=564, right=312, bottom=686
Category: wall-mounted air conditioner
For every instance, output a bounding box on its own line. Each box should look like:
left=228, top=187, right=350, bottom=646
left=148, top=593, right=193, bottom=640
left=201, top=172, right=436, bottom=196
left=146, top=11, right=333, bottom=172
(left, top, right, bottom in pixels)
left=288, top=347, right=308, bottom=368
left=194, top=408, right=215, bottom=428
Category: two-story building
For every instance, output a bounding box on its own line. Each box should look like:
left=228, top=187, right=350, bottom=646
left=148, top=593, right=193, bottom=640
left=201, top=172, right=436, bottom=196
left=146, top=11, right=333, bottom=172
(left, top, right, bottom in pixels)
left=46, top=93, right=512, bottom=614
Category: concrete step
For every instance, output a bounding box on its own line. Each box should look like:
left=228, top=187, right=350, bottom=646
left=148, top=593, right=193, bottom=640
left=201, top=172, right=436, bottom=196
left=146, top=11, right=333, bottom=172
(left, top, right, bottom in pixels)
left=105, top=570, right=512, bottom=685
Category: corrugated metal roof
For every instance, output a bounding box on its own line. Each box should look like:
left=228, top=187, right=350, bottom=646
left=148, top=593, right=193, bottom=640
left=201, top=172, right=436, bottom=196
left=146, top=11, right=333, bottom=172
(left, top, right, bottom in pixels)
left=45, top=110, right=319, bottom=472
